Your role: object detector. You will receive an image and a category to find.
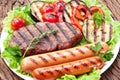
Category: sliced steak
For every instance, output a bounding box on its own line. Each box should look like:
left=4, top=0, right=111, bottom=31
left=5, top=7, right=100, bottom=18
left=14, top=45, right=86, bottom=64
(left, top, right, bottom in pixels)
left=9, top=22, right=83, bottom=56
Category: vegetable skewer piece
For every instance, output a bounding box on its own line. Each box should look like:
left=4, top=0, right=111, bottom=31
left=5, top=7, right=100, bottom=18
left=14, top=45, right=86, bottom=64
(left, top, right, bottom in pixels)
left=32, top=56, right=104, bottom=80
left=21, top=42, right=109, bottom=73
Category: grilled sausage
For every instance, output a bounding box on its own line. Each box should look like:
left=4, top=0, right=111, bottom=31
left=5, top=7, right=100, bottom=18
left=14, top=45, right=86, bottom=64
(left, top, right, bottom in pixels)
left=21, top=42, right=108, bottom=73
left=32, top=56, right=104, bottom=80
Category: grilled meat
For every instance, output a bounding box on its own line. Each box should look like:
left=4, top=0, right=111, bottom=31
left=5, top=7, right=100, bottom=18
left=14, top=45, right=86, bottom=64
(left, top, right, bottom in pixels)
left=9, top=22, right=83, bottom=56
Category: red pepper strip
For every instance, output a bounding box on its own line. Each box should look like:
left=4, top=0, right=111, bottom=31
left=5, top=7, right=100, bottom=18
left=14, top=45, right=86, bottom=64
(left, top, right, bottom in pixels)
left=40, top=3, right=54, bottom=14
left=71, top=8, right=82, bottom=31
left=90, top=6, right=104, bottom=15
left=57, top=12, right=64, bottom=22
left=75, top=5, right=91, bottom=20
left=42, top=12, right=59, bottom=22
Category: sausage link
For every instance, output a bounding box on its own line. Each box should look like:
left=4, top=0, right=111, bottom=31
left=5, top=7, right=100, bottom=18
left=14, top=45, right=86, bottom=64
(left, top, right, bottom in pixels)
left=21, top=42, right=108, bottom=72
left=32, top=56, right=104, bottom=80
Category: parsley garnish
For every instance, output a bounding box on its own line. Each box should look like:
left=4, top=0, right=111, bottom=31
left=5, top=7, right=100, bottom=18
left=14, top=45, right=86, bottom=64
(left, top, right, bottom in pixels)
left=98, top=50, right=114, bottom=61
left=93, top=12, right=105, bottom=27
left=90, top=42, right=102, bottom=53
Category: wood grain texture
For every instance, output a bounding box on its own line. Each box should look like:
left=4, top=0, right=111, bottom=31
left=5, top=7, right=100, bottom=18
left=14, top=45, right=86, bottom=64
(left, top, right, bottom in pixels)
left=0, top=0, right=120, bottom=80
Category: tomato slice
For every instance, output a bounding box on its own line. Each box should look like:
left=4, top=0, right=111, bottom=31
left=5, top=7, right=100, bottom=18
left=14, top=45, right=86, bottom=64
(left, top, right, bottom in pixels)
left=42, top=12, right=59, bottom=22
left=11, top=17, right=26, bottom=30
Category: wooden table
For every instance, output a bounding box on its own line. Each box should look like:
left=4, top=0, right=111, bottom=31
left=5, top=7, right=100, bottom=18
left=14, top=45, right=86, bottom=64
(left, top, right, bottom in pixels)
left=0, top=0, right=120, bottom=80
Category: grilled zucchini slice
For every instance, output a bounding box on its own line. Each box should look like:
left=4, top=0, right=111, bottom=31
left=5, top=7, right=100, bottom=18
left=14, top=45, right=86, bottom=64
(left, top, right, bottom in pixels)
left=82, top=19, right=113, bottom=42
left=31, top=1, right=44, bottom=22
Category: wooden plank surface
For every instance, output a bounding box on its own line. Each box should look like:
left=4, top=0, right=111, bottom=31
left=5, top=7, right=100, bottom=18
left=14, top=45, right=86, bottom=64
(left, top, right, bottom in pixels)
left=0, top=0, right=120, bottom=80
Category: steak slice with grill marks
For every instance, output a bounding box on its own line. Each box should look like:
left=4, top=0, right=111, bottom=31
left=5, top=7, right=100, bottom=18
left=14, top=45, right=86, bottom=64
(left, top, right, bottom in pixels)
left=9, top=22, right=83, bottom=56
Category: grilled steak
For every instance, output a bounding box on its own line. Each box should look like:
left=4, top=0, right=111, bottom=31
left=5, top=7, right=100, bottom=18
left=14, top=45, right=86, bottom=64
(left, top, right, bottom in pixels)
left=9, top=22, right=83, bottom=56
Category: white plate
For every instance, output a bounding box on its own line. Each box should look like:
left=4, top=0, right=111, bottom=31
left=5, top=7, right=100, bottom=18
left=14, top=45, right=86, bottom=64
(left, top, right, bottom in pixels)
left=0, top=30, right=120, bottom=80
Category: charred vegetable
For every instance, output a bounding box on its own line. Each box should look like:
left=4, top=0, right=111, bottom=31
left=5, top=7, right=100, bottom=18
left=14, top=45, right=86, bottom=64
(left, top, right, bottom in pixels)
left=82, top=19, right=113, bottom=42
left=63, top=0, right=91, bottom=31
left=31, top=0, right=65, bottom=22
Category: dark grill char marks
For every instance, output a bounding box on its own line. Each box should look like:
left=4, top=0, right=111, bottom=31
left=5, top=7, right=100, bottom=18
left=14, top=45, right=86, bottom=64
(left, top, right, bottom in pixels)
left=63, top=0, right=86, bottom=24
left=83, top=19, right=113, bottom=42
left=9, top=22, right=82, bottom=56
left=46, top=23, right=63, bottom=46
left=31, top=1, right=44, bottom=22
left=32, top=56, right=104, bottom=80
left=21, top=42, right=108, bottom=73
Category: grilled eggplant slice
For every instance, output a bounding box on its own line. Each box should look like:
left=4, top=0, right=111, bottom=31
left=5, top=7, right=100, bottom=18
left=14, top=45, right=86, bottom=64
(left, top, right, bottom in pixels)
left=82, top=19, right=113, bottom=42
left=63, top=0, right=87, bottom=25
left=31, top=1, right=44, bottom=22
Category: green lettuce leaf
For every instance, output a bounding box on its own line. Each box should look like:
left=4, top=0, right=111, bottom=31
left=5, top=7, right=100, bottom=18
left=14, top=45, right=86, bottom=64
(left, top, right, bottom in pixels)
left=56, top=69, right=101, bottom=80
left=2, top=4, right=35, bottom=69
left=1, top=46, right=23, bottom=68
left=2, top=4, right=35, bottom=33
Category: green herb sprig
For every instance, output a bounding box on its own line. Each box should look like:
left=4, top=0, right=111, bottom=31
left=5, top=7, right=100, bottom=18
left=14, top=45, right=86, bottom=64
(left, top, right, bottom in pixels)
left=99, top=50, right=114, bottom=61
left=93, top=12, right=105, bottom=27
left=90, top=42, right=102, bottom=53
left=90, top=42, right=114, bottom=61
left=23, top=29, right=58, bottom=57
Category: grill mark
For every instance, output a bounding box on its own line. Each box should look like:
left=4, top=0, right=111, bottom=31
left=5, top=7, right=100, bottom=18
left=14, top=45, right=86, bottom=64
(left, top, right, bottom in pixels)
left=17, top=31, right=29, bottom=45
left=12, top=35, right=21, bottom=45
left=67, top=50, right=76, bottom=57
left=56, top=52, right=66, bottom=58
left=32, top=3, right=42, bottom=22
left=38, top=71, right=46, bottom=77
left=95, top=58, right=103, bottom=63
left=86, top=19, right=89, bottom=39
left=94, top=21, right=97, bottom=42
left=79, top=61, right=89, bottom=68
left=75, top=0, right=80, bottom=5
left=70, top=63, right=80, bottom=70
left=34, top=24, right=42, bottom=33
left=43, top=23, right=54, bottom=47
left=54, top=69, right=62, bottom=74
left=101, top=22, right=105, bottom=42
left=55, top=23, right=71, bottom=41
left=64, top=7, right=70, bottom=18
left=38, top=56, right=49, bottom=63
left=109, top=25, right=112, bottom=40
left=46, top=70, right=54, bottom=75
left=30, top=58, right=39, bottom=65
left=47, top=54, right=57, bottom=61
left=88, top=60, right=96, bottom=65
left=35, top=23, right=52, bottom=46
left=46, top=23, right=62, bottom=43
left=85, top=46, right=91, bottom=50
left=62, top=65, right=70, bottom=72
left=76, top=48, right=85, bottom=54
left=69, top=1, right=74, bottom=8
left=26, top=27, right=35, bottom=37
left=65, top=22, right=77, bottom=35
